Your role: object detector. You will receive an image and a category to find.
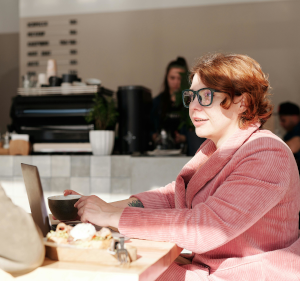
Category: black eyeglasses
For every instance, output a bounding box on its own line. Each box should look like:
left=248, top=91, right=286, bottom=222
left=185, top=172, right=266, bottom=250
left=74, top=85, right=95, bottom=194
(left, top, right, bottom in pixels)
left=182, top=88, right=217, bottom=108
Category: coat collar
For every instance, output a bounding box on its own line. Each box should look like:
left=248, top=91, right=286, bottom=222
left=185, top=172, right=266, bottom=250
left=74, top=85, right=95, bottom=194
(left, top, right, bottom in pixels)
left=175, top=124, right=261, bottom=209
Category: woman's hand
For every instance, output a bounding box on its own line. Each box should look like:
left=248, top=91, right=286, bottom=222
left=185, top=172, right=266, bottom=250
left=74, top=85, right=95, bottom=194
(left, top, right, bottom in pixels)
left=74, top=195, right=124, bottom=228
left=64, top=189, right=81, bottom=196
left=152, top=133, right=158, bottom=142
left=175, top=131, right=186, bottom=143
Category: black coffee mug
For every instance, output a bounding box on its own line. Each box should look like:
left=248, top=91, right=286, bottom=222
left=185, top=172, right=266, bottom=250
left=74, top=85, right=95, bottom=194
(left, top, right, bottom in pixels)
left=49, top=76, right=62, bottom=87
left=62, top=74, right=77, bottom=83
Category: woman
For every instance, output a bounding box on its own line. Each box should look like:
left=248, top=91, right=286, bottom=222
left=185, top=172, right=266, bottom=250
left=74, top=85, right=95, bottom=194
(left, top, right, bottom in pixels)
left=151, top=57, right=189, bottom=148
left=66, top=53, right=300, bottom=280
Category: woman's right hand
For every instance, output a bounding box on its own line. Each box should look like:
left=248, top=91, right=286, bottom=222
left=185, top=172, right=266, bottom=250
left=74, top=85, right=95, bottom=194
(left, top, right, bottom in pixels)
left=174, top=131, right=186, bottom=144
left=64, top=189, right=82, bottom=196
left=152, top=133, right=158, bottom=142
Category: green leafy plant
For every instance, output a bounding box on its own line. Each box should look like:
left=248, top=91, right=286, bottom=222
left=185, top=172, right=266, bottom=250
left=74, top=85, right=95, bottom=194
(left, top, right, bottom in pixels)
left=85, top=92, right=118, bottom=130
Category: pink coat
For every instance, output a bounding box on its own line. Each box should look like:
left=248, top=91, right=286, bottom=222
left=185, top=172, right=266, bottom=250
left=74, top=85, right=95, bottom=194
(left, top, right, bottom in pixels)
left=119, top=124, right=300, bottom=281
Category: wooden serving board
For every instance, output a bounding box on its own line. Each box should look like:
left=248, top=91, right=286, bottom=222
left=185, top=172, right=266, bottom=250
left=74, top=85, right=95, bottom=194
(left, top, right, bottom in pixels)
left=14, top=239, right=181, bottom=281
left=44, top=240, right=137, bottom=266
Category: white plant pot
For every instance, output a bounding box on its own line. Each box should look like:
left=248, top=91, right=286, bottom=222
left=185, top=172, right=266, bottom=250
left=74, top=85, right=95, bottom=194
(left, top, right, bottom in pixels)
left=89, top=130, right=115, bottom=155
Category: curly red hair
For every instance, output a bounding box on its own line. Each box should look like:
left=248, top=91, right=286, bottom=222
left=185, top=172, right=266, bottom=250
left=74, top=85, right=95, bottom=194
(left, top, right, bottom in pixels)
left=190, top=53, right=273, bottom=128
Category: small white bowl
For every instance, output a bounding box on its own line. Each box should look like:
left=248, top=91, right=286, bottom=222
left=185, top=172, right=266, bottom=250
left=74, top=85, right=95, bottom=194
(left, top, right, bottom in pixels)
left=85, top=78, right=101, bottom=85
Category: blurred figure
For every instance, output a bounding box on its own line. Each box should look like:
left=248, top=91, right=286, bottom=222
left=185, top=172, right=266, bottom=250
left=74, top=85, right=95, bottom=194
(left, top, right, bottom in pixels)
left=278, top=102, right=300, bottom=168
left=151, top=57, right=189, bottom=149
left=0, top=185, right=44, bottom=276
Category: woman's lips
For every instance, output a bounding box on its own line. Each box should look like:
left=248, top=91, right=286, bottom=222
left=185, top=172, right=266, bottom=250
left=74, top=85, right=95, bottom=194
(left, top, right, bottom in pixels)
left=193, top=118, right=208, bottom=126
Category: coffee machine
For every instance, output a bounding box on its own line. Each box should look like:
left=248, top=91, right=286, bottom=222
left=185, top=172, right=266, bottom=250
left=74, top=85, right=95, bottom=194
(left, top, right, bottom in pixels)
left=117, top=86, right=152, bottom=154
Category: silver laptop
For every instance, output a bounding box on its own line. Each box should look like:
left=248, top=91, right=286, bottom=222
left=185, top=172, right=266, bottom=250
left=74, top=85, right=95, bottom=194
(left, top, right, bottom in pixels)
left=21, top=163, right=51, bottom=237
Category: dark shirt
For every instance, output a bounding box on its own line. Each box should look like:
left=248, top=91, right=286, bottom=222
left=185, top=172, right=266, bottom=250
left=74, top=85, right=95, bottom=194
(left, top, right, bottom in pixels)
left=284, top=121, right=300, bottom=170
left=150, top=93, right=186, bottom=149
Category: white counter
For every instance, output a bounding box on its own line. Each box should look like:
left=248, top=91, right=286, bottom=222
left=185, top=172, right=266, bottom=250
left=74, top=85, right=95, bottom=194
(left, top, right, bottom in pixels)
left=0, top=155, right=192, bottom=213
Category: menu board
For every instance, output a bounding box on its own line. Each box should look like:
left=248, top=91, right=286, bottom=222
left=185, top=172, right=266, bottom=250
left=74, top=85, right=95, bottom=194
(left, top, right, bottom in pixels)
left=21, top=18, right=79, bottom=79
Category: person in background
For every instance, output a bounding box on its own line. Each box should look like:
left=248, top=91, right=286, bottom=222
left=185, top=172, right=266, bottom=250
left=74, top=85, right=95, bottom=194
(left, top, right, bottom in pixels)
left=0, top=185, right=44, bottom=276
left=278, top=101, right=300, bottom=168
left=151, top=57, right=189, bottom=149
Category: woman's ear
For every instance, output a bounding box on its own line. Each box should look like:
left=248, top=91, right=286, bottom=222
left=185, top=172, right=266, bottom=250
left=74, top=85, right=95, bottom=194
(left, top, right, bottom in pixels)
left=237, top=93, right=247, bottom=114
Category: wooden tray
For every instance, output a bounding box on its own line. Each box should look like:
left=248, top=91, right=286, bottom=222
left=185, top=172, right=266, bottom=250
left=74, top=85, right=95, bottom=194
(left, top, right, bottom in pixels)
left=44, top=240, right=137, bottom=266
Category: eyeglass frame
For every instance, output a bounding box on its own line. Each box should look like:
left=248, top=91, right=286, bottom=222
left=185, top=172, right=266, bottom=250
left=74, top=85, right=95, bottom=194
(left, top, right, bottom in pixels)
left=182, top=88, right=218, bottom=108
left=182, top=88, right=241, bottom=108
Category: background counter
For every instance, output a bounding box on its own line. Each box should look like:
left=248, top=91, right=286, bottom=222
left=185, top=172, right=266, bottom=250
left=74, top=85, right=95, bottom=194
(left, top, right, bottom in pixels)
left=0, top=155, right=192, bottom=213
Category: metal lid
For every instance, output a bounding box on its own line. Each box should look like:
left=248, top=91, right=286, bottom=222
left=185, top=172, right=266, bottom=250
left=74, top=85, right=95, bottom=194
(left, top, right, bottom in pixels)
left=117, top=85, right=151, bottom=93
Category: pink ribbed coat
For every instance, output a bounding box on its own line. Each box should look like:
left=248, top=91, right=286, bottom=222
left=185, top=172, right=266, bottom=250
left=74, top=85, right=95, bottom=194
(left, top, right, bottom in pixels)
left=119, top=124, right=300, bottom=281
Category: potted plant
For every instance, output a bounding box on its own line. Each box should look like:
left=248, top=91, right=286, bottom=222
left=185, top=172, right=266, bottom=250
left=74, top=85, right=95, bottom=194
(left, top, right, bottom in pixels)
left=86, top=91, right=118, bottom=155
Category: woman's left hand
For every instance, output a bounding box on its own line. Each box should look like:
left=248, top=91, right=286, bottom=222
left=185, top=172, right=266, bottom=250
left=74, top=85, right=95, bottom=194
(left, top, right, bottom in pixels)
left=175, top=131, right=186, bottom=143
left=74, top=195, right=124, bottom=228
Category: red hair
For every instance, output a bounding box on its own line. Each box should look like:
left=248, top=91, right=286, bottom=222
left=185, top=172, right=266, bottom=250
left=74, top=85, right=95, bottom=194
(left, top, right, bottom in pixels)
left=190, top=53, right=273, bottom=128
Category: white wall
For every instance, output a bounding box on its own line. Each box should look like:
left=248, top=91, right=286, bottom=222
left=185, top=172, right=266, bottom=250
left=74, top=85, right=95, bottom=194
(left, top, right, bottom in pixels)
left=20, top=0, right=291, bottom=17
left=0, top=0, right=19, bottom=33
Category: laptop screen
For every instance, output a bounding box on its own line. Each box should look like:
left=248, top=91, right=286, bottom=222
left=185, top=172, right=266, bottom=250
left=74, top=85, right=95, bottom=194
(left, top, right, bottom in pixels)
left=21, top=163, right=51, bottom=237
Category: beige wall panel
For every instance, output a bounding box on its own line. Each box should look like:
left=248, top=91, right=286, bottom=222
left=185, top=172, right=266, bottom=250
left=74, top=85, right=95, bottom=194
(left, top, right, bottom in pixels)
left=0, top=0, right=19, bottom=33
left=19, top=0, right=300, bottom=135
left=0, top=33, right=19, bottom=134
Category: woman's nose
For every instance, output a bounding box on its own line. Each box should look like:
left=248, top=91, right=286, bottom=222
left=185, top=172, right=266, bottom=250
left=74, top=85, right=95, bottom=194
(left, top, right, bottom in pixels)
left=189, top=96, right=202, bottom=111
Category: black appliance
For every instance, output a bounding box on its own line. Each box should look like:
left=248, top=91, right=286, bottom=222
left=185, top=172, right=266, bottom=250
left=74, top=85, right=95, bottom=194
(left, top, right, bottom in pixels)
left=117, top=86, right=152, bottom=154
left=9, top=87, right=113, bottom=143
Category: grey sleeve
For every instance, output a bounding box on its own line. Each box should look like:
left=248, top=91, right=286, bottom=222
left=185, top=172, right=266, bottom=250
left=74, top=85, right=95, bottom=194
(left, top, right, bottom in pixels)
left=0, top=185, right=45, bottom=275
